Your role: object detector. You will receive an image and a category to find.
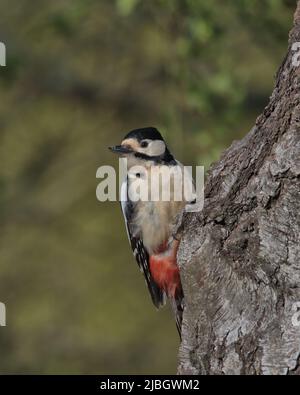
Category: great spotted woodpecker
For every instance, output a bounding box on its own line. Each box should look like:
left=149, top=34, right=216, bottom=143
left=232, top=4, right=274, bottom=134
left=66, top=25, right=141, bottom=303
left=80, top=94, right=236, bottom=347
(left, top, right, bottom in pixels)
left=109, top=127, right=193, bottom=337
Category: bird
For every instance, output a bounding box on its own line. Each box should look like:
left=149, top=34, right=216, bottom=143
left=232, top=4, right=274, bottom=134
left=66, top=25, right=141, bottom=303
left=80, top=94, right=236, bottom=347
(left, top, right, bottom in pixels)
left=109, top=127, right=194, bottom=337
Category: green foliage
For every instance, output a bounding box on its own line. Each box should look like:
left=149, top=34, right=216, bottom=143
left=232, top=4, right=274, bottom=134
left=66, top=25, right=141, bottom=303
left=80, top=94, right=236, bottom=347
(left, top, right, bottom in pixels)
left=117, top=0, right=139, bottom=16
left=0, top=0, right=294, bottom=373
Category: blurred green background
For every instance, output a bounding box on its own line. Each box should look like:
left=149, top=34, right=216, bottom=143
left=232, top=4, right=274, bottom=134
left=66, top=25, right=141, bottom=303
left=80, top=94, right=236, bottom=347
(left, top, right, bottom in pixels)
left=0, top=0, right=295, bottom=374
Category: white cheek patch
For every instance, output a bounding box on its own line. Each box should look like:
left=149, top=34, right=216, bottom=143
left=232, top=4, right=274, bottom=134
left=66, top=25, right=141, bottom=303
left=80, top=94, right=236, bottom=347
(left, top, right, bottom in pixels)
left=147, top=140, right=166, bottom=156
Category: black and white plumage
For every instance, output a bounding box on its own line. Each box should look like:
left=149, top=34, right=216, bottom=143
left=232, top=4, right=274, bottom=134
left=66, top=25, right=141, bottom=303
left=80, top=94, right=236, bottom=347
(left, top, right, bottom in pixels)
left=110, top=127, right=192, bottom=337
left=121, top=178, right=166, bottom=308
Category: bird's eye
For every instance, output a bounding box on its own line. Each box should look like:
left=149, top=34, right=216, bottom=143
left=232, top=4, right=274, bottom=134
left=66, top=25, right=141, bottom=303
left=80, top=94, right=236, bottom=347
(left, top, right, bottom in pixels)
left=140, top=141, right=148, bottom=148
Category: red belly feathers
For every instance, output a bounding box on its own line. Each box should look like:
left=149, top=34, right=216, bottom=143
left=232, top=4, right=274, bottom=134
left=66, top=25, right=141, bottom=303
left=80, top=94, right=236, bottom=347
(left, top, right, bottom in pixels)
left=149, top=241, right=181, bottom=298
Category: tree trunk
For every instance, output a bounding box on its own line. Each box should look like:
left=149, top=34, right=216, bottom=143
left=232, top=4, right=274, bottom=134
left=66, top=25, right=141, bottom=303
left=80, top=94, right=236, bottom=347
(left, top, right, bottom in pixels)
left=177, top=1, right=300, bottom=375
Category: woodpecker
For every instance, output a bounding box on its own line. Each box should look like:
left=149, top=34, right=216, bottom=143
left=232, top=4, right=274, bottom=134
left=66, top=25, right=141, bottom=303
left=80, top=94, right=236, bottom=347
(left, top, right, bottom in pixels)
left=109, top=127, right=193, bottom=337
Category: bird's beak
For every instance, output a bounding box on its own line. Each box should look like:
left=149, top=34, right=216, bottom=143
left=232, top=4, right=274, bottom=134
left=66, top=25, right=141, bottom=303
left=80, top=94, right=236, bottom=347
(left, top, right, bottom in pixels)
left=109, top=145, right=133, bottom=154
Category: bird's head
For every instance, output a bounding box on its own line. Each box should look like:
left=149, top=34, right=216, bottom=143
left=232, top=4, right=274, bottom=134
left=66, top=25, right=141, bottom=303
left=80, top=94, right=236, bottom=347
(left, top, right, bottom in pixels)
left=109, top=127, right=175, bottom=165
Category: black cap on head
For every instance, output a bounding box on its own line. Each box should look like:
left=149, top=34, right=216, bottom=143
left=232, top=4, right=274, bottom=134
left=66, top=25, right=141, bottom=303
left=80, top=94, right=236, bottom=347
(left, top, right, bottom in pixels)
left=123, top=127, right=164, bottom=142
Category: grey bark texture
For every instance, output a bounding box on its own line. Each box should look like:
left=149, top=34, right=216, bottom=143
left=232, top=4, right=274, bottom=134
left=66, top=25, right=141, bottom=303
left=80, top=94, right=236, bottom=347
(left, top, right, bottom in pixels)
left=177, top=2, right=300, bottom=375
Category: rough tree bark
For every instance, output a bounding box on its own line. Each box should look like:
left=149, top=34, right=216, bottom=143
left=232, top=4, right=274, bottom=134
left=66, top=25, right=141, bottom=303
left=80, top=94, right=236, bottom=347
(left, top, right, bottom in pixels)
left=177, top=2, right=300, bottom=375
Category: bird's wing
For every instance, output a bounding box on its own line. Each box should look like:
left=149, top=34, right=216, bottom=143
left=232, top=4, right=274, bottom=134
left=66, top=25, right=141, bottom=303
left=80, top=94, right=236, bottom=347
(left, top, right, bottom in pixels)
left=120, top=178, right=166, bottom=308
